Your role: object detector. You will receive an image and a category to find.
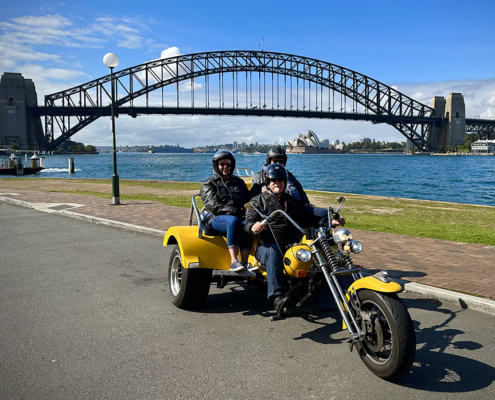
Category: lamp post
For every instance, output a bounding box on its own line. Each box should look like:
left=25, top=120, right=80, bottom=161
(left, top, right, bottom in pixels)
left=103, top=53, right=120, bottom=205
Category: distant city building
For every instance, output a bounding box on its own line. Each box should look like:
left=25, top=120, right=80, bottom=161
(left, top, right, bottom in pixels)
left=360, top=138, right=372, bottom=143
left=472, top=139, right=495, bottom=154
left=332, top=140, right=340, bottom=146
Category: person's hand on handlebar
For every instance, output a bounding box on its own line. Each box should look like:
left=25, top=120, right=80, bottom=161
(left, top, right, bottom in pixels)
left=331, top=218, right=345, bottom=227
left=251, top=221, right=266, bottom=235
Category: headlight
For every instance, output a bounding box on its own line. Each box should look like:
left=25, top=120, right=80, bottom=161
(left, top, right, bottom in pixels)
left=333, top=228, right=352, bottom=245
left=296, top=249, right=312, bottom=263
left=351, top=241, right=363, bottom=254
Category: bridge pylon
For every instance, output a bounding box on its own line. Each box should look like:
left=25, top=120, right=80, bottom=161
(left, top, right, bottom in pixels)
left=0, top=73, right=45, bottom=150
left=428, top=93, right=466, bottom=151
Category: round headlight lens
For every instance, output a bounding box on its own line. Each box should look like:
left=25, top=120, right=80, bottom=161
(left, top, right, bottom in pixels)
left=351, top=241, right=363, bottom=254
left=296, top=249, right=312, bottom=263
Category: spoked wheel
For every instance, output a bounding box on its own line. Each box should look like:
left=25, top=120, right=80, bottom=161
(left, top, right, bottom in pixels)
left=168, top=245, right=212, bottom=309
left=355, top=290, right=416, bottom=381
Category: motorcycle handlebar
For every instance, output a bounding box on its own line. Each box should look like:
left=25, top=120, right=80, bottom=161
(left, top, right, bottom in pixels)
left=265, top=210, right=305, bottom=233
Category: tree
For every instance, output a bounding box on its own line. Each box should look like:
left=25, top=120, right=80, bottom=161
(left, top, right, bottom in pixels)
left=461, top=133, right=478, bottom=152
left=11, top=143, right=19, bottom=150
left=84, top=145, right=96, bottom=152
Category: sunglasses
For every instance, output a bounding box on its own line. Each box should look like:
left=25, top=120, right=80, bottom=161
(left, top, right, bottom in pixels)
left=268, top=178, right=284, bottom=183
left=218, top=163, right=231, bottom=167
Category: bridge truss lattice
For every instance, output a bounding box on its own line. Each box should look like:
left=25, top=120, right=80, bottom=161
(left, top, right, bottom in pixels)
left=42, top=50, right=439, bottom=151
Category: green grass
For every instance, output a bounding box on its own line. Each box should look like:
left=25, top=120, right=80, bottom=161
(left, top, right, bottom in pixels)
left=7, top=177, right=202, bottom=191
left=55, top=189, right=204, bottom=209
left=307, top=190, right=495, bottom=246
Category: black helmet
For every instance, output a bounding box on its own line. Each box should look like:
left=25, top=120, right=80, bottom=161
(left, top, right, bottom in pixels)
left=266, top=146, right=287, bottom=165
left=212, top=150, right=236, bottom=176
left=264, top=163, right=288, bottom=187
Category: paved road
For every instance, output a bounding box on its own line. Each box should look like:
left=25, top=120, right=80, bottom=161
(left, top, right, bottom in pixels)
left=1, top=202, right=494, bottom=399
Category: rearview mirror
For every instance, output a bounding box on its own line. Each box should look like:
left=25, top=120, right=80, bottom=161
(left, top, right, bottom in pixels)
left=337, top=196, right=345, bottom=203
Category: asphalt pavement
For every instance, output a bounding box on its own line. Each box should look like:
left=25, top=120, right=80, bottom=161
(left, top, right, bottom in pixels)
left=1, top=202, right=494, bottom=399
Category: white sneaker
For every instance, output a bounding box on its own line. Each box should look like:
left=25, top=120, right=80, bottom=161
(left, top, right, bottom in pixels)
left=245, top=262, right=259, bottom=272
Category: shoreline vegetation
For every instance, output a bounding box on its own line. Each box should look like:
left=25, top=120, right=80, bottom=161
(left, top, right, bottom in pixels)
left=1, top=177, right=494, bottom=247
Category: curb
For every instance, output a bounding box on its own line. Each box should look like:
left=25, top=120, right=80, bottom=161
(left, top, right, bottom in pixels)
left=401, top=281, right=495, bottom=316
left=2, top=195, right=495, bottom=316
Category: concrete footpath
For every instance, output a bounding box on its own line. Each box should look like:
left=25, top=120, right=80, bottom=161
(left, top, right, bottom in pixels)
left=1, top=189, right=494, bottom=315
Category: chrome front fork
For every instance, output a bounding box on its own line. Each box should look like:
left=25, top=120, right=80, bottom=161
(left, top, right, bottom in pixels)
left=314, top=246, right=365, bottom=347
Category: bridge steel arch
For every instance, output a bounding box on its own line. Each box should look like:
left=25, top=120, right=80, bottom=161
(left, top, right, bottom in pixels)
left=42, top=51, right=439, bottom=151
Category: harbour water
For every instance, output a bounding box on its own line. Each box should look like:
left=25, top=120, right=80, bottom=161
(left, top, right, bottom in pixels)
left=1, top=152, right=494, bottom=206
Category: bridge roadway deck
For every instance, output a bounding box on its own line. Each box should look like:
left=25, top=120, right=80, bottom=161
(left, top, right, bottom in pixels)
left=1, top=190, right=494, bottom=303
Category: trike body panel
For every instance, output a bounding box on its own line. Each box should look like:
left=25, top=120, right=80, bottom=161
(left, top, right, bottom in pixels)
left=164, top=226, right=258, bottom=270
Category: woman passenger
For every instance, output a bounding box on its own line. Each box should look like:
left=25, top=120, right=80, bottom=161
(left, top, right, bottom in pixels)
left=200, top=150, right=258, bottom=272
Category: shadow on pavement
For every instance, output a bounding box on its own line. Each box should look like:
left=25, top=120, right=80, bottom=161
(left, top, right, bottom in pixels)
left=190, top=282, right=494, bottom=392
left=364, top=268, right=427, bottom=279
left=398, top=297, right=494, bottom=392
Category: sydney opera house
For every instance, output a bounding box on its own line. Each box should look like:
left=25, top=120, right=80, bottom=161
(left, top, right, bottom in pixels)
left=286, top=130, right=341, bottom=154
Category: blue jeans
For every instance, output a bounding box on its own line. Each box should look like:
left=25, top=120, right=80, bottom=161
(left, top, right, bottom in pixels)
left=207, top=215, right=252, bottom=250
left=255, top=243, right=287, bottom=300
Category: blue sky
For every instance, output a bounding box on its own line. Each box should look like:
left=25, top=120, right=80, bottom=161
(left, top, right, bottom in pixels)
left=2, top=0, right=495, bottom=147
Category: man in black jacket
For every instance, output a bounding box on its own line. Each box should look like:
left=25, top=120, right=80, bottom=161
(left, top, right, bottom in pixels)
left=245, top=164, right=327, bottom=310
left=250, top=146, right=328, bottom=222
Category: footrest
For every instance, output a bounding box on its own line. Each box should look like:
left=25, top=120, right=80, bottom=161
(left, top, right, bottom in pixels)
left=212, top=269, right=256, bottom=277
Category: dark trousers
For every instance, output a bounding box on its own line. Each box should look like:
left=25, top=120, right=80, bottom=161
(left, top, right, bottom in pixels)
left=255, top=243, right=287, bottom=300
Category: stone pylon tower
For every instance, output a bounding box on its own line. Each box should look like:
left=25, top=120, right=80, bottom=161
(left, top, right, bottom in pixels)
left=0, top=73, right=44, bottom=150
left=428, top=93, right=466, bottom=151
left=445, top=93, right=466, bottom=146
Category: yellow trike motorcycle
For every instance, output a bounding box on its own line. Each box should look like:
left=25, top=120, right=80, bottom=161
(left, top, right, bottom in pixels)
left=164, top=195, right=416, bottom=381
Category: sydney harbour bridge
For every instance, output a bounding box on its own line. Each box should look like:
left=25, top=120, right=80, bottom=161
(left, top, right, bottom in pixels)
left=1, top=50, right=494, bottom=151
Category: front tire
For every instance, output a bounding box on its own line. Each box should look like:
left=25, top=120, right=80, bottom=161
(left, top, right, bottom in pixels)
left=354, top=290, right=416, bottom=381
left=168, top=245, right=212, bottom=309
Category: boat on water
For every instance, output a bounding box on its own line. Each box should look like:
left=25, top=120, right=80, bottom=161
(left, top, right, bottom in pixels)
left=0, top=154, right=44, bottom=176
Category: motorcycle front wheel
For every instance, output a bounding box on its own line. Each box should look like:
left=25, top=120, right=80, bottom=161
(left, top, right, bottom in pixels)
left=354, top=290, right=416, bottom=381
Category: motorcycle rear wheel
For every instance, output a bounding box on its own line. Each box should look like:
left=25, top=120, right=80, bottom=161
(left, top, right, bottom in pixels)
left=355, top=290, right=416, bottom=381
left=168, top=245, right=212, bottom=309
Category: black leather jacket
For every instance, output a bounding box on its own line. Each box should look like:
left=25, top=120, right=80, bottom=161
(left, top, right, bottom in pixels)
left=245, top=191, right=319, bottom=247
left=250, top=167, right=310, bottom=205
left=200, top=174, right=251, bottom=216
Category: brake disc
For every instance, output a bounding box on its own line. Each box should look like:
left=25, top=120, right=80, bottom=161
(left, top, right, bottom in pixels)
left=362, top=315, right=384, bottom=352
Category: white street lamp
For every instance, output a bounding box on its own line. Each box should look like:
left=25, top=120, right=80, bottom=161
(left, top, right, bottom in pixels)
left=103, top=53, right=120, bottom=205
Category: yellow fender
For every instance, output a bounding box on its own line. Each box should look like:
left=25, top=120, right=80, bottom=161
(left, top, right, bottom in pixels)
left=347, top=276, right=403, bottom=295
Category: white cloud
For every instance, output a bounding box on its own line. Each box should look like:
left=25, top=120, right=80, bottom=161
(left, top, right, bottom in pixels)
left=179, top=81, right=203, bottom=92
left=161, top=46, right=181, bottom=59
left=410, top=91, right=429, bottom=103
left=391, top=78, right=495, bottom=119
